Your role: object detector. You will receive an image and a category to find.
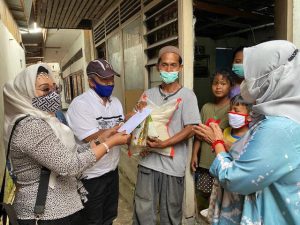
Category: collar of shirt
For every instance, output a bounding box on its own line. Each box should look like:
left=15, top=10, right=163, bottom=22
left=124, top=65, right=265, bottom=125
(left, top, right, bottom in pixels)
left=89, top=89, right=112, bottom=107
left=158, top=85, right=182, bottom=101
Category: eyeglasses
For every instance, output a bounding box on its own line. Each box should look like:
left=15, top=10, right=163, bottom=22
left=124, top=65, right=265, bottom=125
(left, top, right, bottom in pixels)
left=36, top=85, right=61, bottom=95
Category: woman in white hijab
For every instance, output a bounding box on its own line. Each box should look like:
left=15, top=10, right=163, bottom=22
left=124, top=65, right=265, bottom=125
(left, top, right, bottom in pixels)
left=3, top=63, right=130, bottom=225
left=193, top=40, right=300, bottom=225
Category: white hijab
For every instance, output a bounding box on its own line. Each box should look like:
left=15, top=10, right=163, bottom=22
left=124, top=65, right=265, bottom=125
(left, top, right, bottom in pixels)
left=243, top=40, right=300, bottom=123
left=3, top=63, right=76, bottom=151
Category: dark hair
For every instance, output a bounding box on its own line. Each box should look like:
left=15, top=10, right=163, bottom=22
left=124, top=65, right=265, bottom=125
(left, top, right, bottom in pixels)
left=230, top=94, right=252, bottom=112
left=232, top=46, right=245, bottom=63
left=37, top=66, right=49, bottom=74
left=211, top=69, right=234, bottom=87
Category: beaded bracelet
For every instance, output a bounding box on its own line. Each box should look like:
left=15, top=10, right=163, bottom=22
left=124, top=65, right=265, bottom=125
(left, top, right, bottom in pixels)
left=211, top=140, right=226, bottom=152
left=102, top=142, right=110, bottom=153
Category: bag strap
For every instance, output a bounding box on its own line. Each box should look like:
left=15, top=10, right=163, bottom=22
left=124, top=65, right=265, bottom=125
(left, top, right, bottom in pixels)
left=1, top=115, right=29, bottom=203
left=33, top=167, right=50, bottom=216
left=1, top=115, right=50, bottom=221
left=1, top=115, right=28, bottom=225
left=4, top=116, right=51, bottom=217
left=1, top=203, right=19, bottom=225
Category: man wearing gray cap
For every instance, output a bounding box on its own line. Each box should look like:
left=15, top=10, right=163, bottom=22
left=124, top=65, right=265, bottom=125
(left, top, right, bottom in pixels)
left=132, top=46, right=201, bottom=225
left=66, top=59, right=124, bottom=225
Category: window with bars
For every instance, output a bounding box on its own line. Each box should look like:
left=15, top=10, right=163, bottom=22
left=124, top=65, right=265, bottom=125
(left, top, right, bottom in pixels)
left=143, top=0, right=178, bottom=87
left=64, top=70, right=84, bottom=103
left=93, top=0, right=142, bottom=46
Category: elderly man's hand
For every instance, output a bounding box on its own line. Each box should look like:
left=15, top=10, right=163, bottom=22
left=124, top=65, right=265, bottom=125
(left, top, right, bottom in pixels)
left=135, top=101, right=147, bottom=112
left=139, top=150, right=151, bottom=157
left=146, top=137, right=166, bottom=149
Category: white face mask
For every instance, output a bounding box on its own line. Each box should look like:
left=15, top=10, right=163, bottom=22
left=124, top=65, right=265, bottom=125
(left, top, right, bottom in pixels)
left=228, top=112, right=249, bottom=129
left=240, top=80, right=256, bottom=104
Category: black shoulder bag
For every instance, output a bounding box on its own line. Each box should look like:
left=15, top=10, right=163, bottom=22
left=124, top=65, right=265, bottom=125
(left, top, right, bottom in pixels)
left=1, top=116, right=51, bottom=225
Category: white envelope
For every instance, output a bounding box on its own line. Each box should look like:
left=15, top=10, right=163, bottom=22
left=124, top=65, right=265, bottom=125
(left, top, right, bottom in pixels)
left=118, top=107, right=152, bottom=134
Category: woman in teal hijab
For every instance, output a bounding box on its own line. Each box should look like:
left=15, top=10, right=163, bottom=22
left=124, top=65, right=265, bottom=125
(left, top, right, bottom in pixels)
left=194, top=40, right=300, bottom=225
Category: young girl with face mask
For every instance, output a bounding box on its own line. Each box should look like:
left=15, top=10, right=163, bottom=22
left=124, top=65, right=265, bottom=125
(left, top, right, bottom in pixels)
left=202, top=95, right=251, bottom=221
left=191, top=70, right=233, bottom=213
left=226, top=95, right=251, bottom=141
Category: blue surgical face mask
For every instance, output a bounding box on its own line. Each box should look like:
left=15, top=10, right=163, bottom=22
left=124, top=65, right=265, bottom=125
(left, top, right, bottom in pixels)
left=160, top=71, right=179, bottom=84
left=94, top=82, right=114, bottom=97
left=232, top=64, right=244, bottom=78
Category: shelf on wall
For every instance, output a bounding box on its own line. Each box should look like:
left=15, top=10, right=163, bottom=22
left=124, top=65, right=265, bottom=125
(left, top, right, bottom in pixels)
left=143, top=0, right=177, bottom=22
left=146, top=57, right=158, bottom=66
left=144, top=18, right=178, bottom=36
left=145, top=35, right=178, bottom=50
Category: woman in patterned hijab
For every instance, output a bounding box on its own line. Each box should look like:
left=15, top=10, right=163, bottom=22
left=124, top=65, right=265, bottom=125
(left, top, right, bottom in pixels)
left=4, top=63, right=71, bottom=148
left=3, top=63, right=129, bottom=225
left=194, top=40, right=300, bottom=225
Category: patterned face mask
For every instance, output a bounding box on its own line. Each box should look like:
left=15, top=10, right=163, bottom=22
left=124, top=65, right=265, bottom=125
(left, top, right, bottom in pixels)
left=32, top=91, right=61, bottom=113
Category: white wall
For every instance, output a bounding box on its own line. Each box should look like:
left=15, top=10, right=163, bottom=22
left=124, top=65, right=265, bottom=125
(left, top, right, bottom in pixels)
left=61, top=31, right=91, bottom=108
left=48, top=63, right=61, bottom=82
left=0, top=19, right=25, bottom=182
left=293, top=0, right=300, bottom=47
left=47, top=62, right=62, bottom=98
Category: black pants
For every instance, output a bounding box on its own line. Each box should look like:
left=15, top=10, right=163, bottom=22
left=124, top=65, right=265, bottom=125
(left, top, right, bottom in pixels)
left=18, top=210, right=83, bottom=225
left=81, top=169, right=119, bottom=225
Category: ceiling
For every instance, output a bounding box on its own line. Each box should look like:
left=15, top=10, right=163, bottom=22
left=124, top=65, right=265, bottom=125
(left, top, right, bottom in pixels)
left=35, top=0, right=117, bottom=29
left=44, top=29, right=82, bottom=63
left=193, top=0, right=275, bottom=39
left=5, top=0, right=275, bottom=65
left=5, top=0, right=34, bottom=28
left=5, top=0, right=119, bottom=65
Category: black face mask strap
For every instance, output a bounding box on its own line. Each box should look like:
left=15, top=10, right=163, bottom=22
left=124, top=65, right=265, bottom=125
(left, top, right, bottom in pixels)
left=288, top=49, right=298, bottom=62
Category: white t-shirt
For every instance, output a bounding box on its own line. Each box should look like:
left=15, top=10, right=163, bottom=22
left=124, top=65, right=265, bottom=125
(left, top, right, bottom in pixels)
left=66, top=89, right=124, bottom=179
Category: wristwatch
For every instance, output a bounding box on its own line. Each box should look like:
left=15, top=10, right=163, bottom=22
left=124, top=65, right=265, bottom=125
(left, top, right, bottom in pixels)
left=94, top=137, right=101, bottom=146
left=94, top=138, right=110, bottom=153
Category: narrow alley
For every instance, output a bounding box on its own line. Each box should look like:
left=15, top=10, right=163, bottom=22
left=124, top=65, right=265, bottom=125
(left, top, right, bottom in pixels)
left=1, top=0, right=300, bottom=225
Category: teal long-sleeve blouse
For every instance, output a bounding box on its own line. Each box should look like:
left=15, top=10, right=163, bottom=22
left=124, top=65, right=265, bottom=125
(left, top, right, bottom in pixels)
left=210, top=116, right=300, bottom=225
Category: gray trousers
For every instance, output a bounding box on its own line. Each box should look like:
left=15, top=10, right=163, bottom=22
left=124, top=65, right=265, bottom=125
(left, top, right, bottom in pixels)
left=133, top=165, right=184, bottom=225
